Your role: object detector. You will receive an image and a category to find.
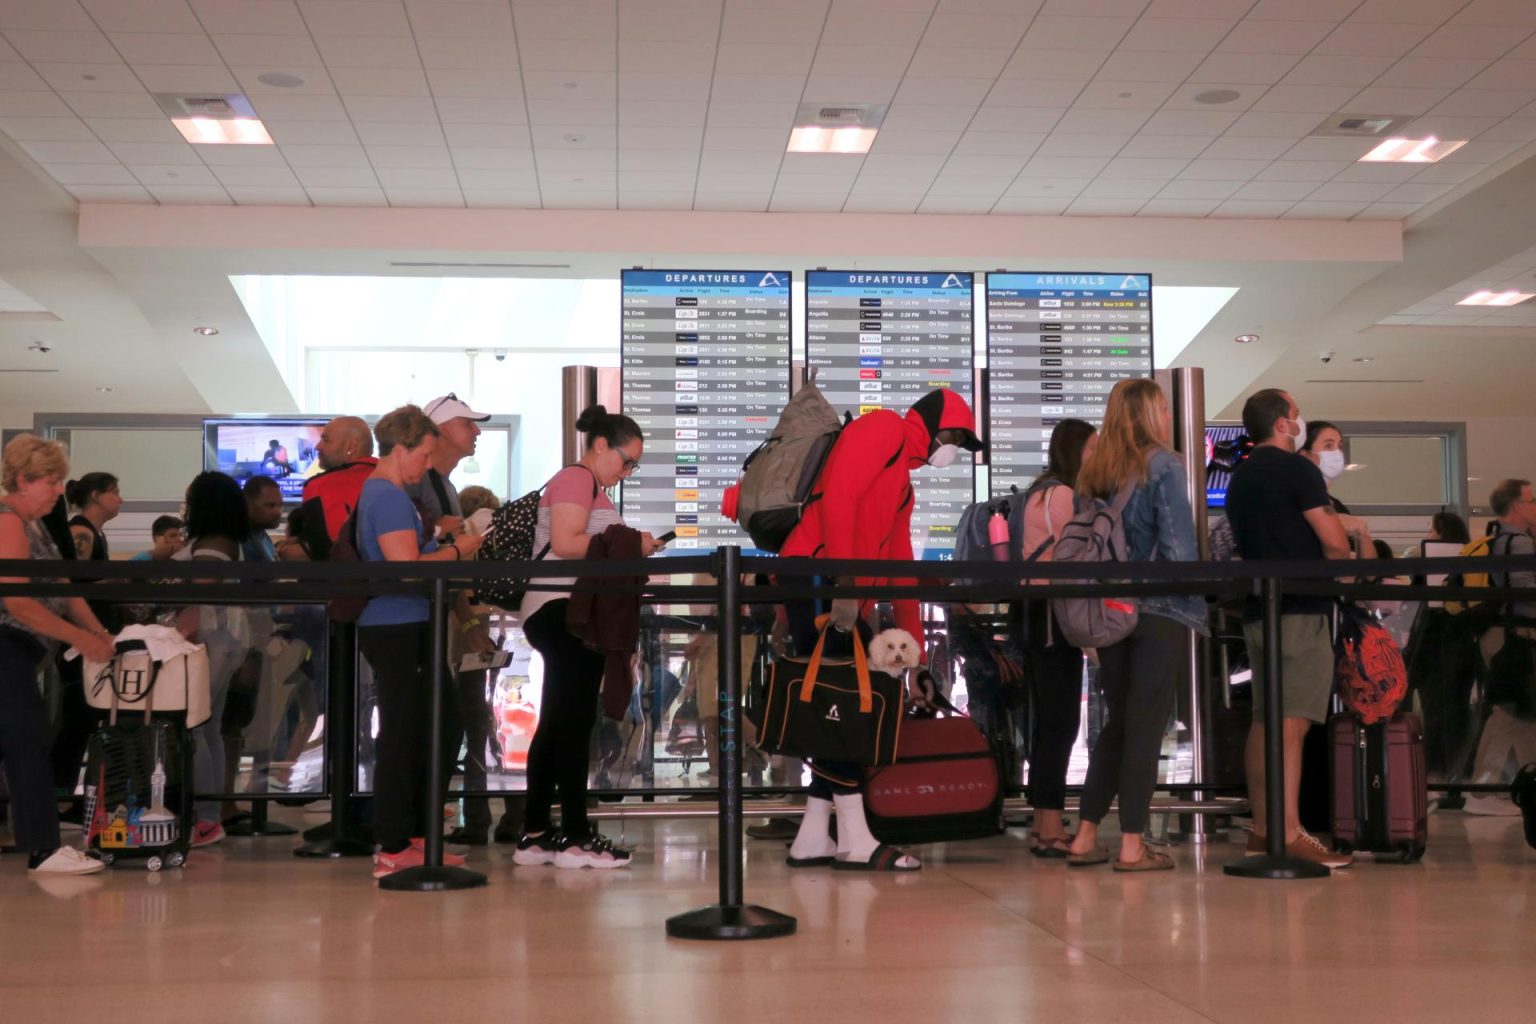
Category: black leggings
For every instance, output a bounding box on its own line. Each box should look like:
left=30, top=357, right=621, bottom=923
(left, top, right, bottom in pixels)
left=1078, top=614, right=1186, bottom=836
left=359, top=622, right=457, bottom=852
left=1022, top=603, right=1083, bottom=813
left=522, top=600, right=604, bottom=837
left=0, top=629, right=59, bottom=855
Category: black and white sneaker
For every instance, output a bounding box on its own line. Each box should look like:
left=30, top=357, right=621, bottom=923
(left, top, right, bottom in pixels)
left=511, top=831, right=565, bottom=867
left=554, top=831, right=633, bottom=870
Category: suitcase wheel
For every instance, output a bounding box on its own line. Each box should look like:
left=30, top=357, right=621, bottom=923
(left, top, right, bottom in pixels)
left=1335, top=839, right=1353, bottom=855
left=98, top=851, right=115, bottom=867
left=167, top=851, right=185, bottom=869
left=146, top=856, right=163, bottom=872
left=1396, top=844, right=1424, bottom=864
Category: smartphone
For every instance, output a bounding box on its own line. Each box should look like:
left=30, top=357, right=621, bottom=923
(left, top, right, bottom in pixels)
left=657, top=530, right=677, bottom=545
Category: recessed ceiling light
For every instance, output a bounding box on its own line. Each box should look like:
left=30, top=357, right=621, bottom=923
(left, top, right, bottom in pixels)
left=787, top=126, right=877, bottom=154
left=96, top=386, right=113, bottom=393
left=1194, top=89, right=1242, bottom=105
left=1458, top=289, right=1535, bottom=306
left=1345, top=463, right=1365, bottom=471
left=1233, top=333, right=1259, bottom=343
left=193, top=326, right=219, bottom=336
left=257, top=72, right=306, bottom=88
left=1353, top=356, right=1373, bottom=362
left=1358, top=136, right=1467, bottom=163
left=172, top=117, right=272, bottom=145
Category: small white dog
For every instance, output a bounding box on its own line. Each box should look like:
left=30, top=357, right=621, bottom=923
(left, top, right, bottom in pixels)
left=867, top=628, right=921, bottom=675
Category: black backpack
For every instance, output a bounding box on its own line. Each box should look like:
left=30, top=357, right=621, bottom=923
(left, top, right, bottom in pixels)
left=476, top=466, right=597, bottom=611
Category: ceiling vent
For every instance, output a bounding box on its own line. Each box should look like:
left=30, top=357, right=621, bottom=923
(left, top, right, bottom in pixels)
left=1310, top=114, right=1413, bottom=138
left=154, top=93, right=257, bottom=119
left=795, top=103, right=888, bottom=129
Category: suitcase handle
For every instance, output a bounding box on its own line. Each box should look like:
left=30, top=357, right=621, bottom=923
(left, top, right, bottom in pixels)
left=801, top=616, right=873, bottom=713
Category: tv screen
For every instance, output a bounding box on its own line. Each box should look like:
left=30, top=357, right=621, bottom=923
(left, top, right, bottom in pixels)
left=203, top=419, right=328, bottom=503
left=1205, top=424, right=1250, bottom=509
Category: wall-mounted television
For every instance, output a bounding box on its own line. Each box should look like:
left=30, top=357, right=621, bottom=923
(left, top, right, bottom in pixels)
left=1205, top=423, right=1250, bottom=509
left=203, top=418, right=329, bottom=503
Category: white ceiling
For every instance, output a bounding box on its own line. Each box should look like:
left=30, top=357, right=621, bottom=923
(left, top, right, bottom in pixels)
left=2, top=0, right=1536, bottom=217
left=1382, top=239, right=1536, bottom=325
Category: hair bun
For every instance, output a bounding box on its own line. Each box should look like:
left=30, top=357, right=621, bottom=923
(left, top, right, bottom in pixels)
left=64, top=479, right=81, bottom=506
left=574, top=404, right=609, bottom=433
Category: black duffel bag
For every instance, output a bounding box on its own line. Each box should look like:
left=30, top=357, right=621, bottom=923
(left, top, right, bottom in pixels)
left=754, top=622, right=902, bottom=767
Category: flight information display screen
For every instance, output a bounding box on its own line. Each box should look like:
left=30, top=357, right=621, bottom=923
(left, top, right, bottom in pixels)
left=986, top=272, right=1153, bottom=495
left=619, top=269, right=792, bottom=551
left=805, top=270, right=975, bottom=560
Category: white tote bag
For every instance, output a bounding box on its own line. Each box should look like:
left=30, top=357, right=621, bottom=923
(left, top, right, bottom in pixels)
left=85, top=638, right=212, bottom=728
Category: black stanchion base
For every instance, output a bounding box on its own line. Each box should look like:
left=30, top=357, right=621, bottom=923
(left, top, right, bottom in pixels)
left=293, top=837, right=375, bottom=859
left=226, top=819, right=298, bottom=837
left=377, top=865, right=488, bottom=891
left=666, top=904, right=797, bottom=941
left=1223, top=854, right=1331, bottom=880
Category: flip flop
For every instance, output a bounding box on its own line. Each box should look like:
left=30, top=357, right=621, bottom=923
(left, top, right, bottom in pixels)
left=1066, top=846, right=1109, bottom=867
left=1030, top=835, right=1075, bottom=859
left=832, top=844, right=921, bottom=872
left=1113, top=848, right=1175, bottom=872
left=785, top=854, right=834, bottom=868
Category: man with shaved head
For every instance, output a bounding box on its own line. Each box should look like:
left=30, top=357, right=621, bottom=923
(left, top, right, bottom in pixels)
left=315, top=416, right=373, bottom=472
left=298, top=415, right=379, bottom=557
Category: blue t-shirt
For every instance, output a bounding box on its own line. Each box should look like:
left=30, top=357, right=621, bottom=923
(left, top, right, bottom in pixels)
left=356, top=477, right=438, bottom=626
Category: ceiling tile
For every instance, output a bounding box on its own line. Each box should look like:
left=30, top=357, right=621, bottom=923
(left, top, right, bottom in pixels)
left=225, top=186, right=310, bottom=204
left=1102, top=155, right=1188, bottom=177
left=374, top=166, right=458, bottom=188
left=461, top=189, right=541, bottom=208
left=697, top=151, right=779, bottom=174
left=1004, top=177, right=1090, bottom=197
left=1065, top=197, right=1147, bottom=214
left=1200, top=136, right=1292, bottom=159
left=1255, top=159, right=1353, bottom=181
left=1234, top=179, right=1317, bottom=200
left=1282, top=55, right=1396, bottom=88
left=132, top=65, right=242, bottom=93
left=33, top=63, right=142, bottom=93
left=190, top=1, right=307, bottom=35
left=146, top=184, right=231, bottom=202
left=210, top=33, right=322, bottom=65
left=617, top=190, right=697, bottom=210
left=1382, top=181, right=1454, bottom=203
left=999, top=50, right=1107, bottom=82
left=619, top=40, right=716, bottom=75
left=527, top=98, right=617, bottom=126
left=1314, top=23, right=1436, bottom=60
left=1018, top=155, right=1111, bottom=177
left=1178, top=157, right=1271, bottom=179
left=769, top=194, right=844, bottom=212
left=612, top=72, right=707, bottom=103
left=416, top=37, right=520, bottom=71
left=303, top=186, right=387, bottom=205
left=1348, top=202, right=1418, bottom=220
left=539, top=189, right=617, bottom=209
left=1411, top=24, right=1532, bottom=60
left=1307, top=180, right=1396, bottom=201
left=280, top=143, right=373, bottom=167
left=1411, top=160, right=1492, bottom=182
left=425, top=68, right=523, bottom=98
left=0, top=91, right=75, bottom=117
left=883, top=104, right=988, bottom=131
left=191, top=143, right=285, bottom=165
left=365, top=145, right=452, bottom=169
left=1377, top=57, right=1494, bottom=90
left=969, top=106, right=1067, bottom=132
left=1428, top=89, right=1536, bottom=116
left=240, top=123, right=358, bottom=150
left=1282, top=199, right=1367, bottom=218
left=1093, top=50, right=1206, bottom=83
left=923, top=11, right=1037, bottom=49
left=1478, top=115, right=1536, bottom=140
left=1138, top=109, right=1239, bottom=135
left=66, top=184, right=153, bottom=201
left=859, top=152, right=948, bottom=177
left=1081, top=178, right=1167, bottom=199
left=893, top=77, right=996, bottom=106
left=407, top=1, right=515, bottom=40
left=108, top=33, right=223, bottom=65
left=354, top=121, right=445, bottom=147
left=293, top=165, right=377, bottom=187
left=1283, top=137, right=1375, bottom=161
left=617, top=170, right=696, bottom=192
left=1053, top=108, right=1150, bottom=133
left=620, top=150, right=700, bottom=174
left=1345, top=86, right=1456, bottom=116
left=39, top=162, right=137, bottom=185
left=1033, top=132, right=1130, bottom=157
left=1189, top=53, right=1300, bottom=85
left=1209, top=199, right=1293, bottom=217
left=1453, top=0, right=1536, bottom=26
left=4, top=30, right=119, bottom=62
left=848, top=174, right=939, bottom=196
left=107, top=141, right=203, bottom=164
left=713, top=42, right=816, bottom=76
left=300, top=1, right=411, bottom=36
left=450, top=146, right=534, bottom=170
left=1464, top=60, right=1536, bottom=91
left=718, top=6, right=819, bottom=45
left=708, top=74, right=807, bottom=103
left=842, top=195, right=923, bottom=213
left=917, top=195, right=999, bottom=213
left=1347, top=0, right=1463, bottom=22
left=211, top=164, right=301, bottom=187
left=1117, top=133, right=1210, bottom=157
left=987, top=79, right=1090, bottom=108
left=1330, top=162, right=1423, bottom=183
left=1247, top=0, right=1359, bottom=18
left=19, top=138, right=117, bottom=162
left=1075, top=80, right=1178, bottom=110
left=1018, top=16, right=1137, bottom=53
left=696, top=170, right=778, bottom=192
left=801, top=72, right=902, bottom=103
left=1161, top=83, right=1260, bottom=111
left=1138, top=197, right=1219, bottom=215
left=939, top=154, right=1028, bottom=177
left=0, top=64, right=46, bottom=90
left=1226, top=110, right=1326, bottom=136
left=515, top=2, right=615, bottom=42
left=129, top=162, right=219, bottom=185
left=329, top=67, right=430, bottom=97
left=0, top=114, right=92, bottom=140
left=703, top=100, right=793, bottom=129
left=1218, top=21, right=1338, bottom=55
left=1252, top=84, right=1365, bottom=113
left=342, top=95, right=442, bottom=122
left=1157, top=178, right=1244, bottom=199
left=906, top=47, right=1011, bottom=80
left=945, top=130, right=1039, bottom=157
left=313, top=34, right=422, bottom=69
left=232, top=66, right=336, bottom=96
left=991, top=197, right=1072, bottom=214
left=0, top=1, right=95, bottom=31
left=431, top=97, right=528, bottom=124
left=250, top=93, right=349, bottom=120
left=533, top=148, right=617, bottom=172
left=1119, top=18, right=1236, bottom=53
left=527, top=123, right=614, bottom=150
left=454, top=167, right=537, bottom=189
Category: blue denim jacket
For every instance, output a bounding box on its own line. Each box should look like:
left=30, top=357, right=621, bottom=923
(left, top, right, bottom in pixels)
left=1115, top=448, right=1208, bottom=635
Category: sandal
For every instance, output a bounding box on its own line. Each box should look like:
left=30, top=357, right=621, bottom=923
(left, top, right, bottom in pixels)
left=1030, top=835, right=1074, bottom=859
left=785, top=854, right=834, bottom=868
left=1066, top=846, right=1109, bottom=867
left=832, top=844, right=921, bottom=872
left=1113, top=848, right=1174, bottom=872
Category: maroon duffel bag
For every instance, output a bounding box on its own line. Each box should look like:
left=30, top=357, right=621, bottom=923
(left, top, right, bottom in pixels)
left=863, top=712, right=1004, bottom=846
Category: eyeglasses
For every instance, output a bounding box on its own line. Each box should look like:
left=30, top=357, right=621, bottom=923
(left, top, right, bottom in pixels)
left=617, top=451, right=641, bottom=475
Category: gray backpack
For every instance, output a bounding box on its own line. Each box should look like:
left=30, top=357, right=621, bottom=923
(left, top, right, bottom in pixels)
left=1049, top=480, right=1140, bottom=648
left=725, top=376, right=846, bottom=552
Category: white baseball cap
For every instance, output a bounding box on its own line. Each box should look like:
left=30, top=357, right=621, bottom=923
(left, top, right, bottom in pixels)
left=424, top=393, right=490, bottom=425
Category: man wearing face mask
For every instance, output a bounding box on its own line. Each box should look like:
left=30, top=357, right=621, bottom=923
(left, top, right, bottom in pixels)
left=1226, top=389, right=1355, bottom=870
left=776, top=387, right=983, bottom=872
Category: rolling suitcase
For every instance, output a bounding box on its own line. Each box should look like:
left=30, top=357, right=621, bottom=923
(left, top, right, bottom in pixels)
left=863, top=711, right=1004, bottom=846
left=83, top=702, right=193, bottom=872
left=1329, top=711, right=1427, bottom=863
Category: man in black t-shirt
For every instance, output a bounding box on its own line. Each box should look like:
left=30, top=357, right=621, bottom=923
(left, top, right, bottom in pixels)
left=1226, top=388, right=1353, bottom=870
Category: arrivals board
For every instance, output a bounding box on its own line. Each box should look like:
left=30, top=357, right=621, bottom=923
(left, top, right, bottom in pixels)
left=986, top=273, right=1153, bottom=495
left=805, top=270, right=975, bottom=560
left=620, top=269, right=792, bottom=551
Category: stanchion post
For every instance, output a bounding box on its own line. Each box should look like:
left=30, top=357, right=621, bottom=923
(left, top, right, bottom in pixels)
left=379, top=577, right=487, bottom=891
left=1224, top=574, right=1329, bottom=880
left=667, top=546, right=796, bottom=940
left=295, top=620, right=373, bottom=858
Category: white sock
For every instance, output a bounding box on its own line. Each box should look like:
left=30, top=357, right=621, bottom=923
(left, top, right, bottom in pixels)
left=789, top=797, right=835, bottom=861
left=831, top=793, right=881, bottom=861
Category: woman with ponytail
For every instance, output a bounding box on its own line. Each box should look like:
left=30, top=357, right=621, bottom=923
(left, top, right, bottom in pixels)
left=512, top=405, right=665, bottom=870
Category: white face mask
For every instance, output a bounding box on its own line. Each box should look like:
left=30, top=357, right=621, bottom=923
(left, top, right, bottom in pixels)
left=1318, top=449, right=1346, bottom=481
left=1288, top=415, right=1307, bottom=451
left=927, top=443, right=960, bottom=469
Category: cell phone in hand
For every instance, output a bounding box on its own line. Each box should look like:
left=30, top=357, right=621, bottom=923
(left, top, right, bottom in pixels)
left=656, top=530, right=677, bottom=545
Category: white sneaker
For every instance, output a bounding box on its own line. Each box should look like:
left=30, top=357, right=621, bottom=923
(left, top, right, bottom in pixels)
left=29, top=847, right=106, bottom=876
left=554, top=832, right=633, bottom=870
left=1464, top=794, right=1522, bottom=816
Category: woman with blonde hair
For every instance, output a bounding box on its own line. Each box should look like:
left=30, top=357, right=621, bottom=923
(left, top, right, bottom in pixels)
left=1065, top=379, right=1205, bottom=872
left=0, top=435, right=112, bottom=875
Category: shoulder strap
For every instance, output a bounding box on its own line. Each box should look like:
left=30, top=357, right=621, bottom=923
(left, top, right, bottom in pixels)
left=427, top=468, right=453, bottom=513
left=1109, top=478, right=1138, bottom=514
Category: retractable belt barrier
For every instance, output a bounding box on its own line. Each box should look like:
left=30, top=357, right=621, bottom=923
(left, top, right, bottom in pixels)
left=2, top=552, right=1535, bottom=920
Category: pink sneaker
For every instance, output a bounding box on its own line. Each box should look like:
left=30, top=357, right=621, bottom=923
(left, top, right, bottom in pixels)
left=191, top=821, right=225, bottom=848
left=372, top=842, right=467, bottom=879
left=408, top=837, right=467, bottom=867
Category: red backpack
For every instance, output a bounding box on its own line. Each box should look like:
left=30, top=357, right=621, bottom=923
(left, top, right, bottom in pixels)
left=1334, top=603, right=1408, bottom=724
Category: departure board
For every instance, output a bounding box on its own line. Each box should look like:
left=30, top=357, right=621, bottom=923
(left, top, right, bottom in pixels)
left=805, top=270, right=975, bottom=561
left=620, top=269, right=792, bottom=551
left=986, top=272, right=1153, bottom=495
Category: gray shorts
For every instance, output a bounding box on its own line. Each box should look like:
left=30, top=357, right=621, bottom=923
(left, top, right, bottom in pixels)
left=1243, top=614, right=1334, bottom=725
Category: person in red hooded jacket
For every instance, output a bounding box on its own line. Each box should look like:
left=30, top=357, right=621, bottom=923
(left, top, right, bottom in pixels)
left=780, top=387, right=983, bottom=872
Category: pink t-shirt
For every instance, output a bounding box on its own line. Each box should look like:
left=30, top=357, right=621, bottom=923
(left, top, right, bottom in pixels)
left=1022, top=482, right=1074, bottom=567
left=519, top=466, right=623, bottom=620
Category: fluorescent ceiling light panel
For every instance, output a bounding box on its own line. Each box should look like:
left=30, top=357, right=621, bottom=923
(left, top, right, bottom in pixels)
left=172, top=117, right=273, bottom=145
left=787, top=126, right=878, bottom=154
left=1457, top=289, right=1535, bottom=307
left=1358, top=137, right=1466, bottom=163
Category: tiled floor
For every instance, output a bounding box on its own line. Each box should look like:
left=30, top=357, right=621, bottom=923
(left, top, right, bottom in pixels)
left=3, top=807, right=1535, bottom=1024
